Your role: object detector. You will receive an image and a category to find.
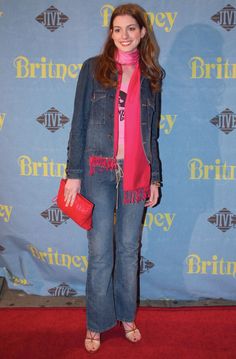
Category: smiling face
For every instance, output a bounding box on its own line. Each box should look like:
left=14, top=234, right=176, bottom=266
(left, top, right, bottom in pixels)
left=111, top=14, right=146, bottom=52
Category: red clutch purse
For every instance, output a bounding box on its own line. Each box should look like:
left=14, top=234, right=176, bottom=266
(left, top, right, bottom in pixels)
left=57, top=179, right=94, bottom=230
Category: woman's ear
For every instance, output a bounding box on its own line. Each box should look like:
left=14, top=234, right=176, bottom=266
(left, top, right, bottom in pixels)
left=141, top=26, right=146, bottom=38
left=110, top=28, right=114, bottom=40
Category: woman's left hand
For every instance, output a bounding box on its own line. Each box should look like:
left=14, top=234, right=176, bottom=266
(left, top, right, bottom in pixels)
left=145, top=184, right=159, bottom=207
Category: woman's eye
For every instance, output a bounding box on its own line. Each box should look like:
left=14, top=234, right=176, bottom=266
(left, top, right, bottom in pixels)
left=129, top=27, right=136, bottom=31
left=114, top=28, right=120, bottom=33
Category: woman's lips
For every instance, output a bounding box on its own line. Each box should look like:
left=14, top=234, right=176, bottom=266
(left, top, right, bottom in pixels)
left=120, top=41, right=132, bottom=46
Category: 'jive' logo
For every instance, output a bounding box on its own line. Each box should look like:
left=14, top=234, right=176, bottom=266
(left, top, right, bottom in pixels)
left=37, top=107, right=69, bottom=132
left=48, top=282, right=78, bottom=296
left=35, top=6, right=69, bottom=32
left=211, top=4, right=236, bottom=31
left=41, top=203, right=69, bottom=227
left=210, top=108, right=236, bottom=134
left=140, top=256, right=155, bottom=274
left=208, top=208, right=236, bottom=232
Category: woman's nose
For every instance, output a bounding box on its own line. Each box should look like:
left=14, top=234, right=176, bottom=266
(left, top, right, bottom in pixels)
left=121, top=30, right=128, bottom=39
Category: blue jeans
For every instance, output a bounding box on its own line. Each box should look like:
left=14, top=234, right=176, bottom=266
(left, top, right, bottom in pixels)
left=82, top=161, right=145, bottom=333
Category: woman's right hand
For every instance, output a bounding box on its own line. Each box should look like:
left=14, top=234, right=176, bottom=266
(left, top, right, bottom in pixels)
left=64, top=178, right=81, bottom=207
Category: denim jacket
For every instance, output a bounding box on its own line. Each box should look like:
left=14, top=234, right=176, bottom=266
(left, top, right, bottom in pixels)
left=66, top=56, right=161, bottom=182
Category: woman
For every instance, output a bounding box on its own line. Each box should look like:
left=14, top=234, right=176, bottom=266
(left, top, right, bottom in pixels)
left=65, top=3, right=163, bottom=353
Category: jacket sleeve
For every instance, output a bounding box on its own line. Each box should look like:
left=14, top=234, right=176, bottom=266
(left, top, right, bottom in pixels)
left=66, top=59, right=93, bottom=179
left=151, top=90, right=162, bottom=183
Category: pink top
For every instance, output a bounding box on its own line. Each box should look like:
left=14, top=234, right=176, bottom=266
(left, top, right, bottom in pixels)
left=118, top=81, right=128, bottom=148
left=116, top=48, right=139, bottom=156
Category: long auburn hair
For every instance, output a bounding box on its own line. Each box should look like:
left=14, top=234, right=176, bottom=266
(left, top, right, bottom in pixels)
left=95, top=3, right=164, bottom=92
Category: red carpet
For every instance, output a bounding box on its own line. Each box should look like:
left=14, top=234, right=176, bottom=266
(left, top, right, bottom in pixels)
left=1, top=306, right=236, bottom=359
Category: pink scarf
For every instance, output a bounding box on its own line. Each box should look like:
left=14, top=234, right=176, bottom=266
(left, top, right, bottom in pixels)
left=115, top=48, right=139, bottom=65
left=90, top=49, right=150, bottom=203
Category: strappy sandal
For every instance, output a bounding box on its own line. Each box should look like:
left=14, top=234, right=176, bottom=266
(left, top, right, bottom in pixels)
left=122, top=321, right=142, bottom=343
left=84, top=330, right=101, bottom=353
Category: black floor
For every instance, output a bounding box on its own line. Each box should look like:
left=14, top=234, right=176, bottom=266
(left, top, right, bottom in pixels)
left=1, top=277, right=235, bottom=308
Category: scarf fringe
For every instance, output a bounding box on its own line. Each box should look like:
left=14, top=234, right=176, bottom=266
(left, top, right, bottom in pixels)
left=89, top=156, right=150, bottom=204
left=89, top=156, right=117, bottom=175
left=124, top=186, right=150, bottom=204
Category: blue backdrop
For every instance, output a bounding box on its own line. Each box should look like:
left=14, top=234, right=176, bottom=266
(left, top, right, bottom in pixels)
left=1, top=0, right=236, bottom=300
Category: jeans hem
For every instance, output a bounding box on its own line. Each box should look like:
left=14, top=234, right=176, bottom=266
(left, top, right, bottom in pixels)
left=116, top=317, right=135, bottom=322
left=87, top=321, right=117, bottom=334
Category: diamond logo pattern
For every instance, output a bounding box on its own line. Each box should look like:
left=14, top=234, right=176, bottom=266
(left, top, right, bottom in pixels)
left=48, top=282, right=77, bottom=296
left=210, top=108, right=236, bottom=134
left=211, top=4, right=236, bottom=31
left=208, top=208, right=236, bottom=232
left=41, top=203, right=69, bottom=227
left=36, top=107, right=69, bottom=132
left=35, top=6, right=69, bottom=32
left=140, top=256, right=155, bottom=274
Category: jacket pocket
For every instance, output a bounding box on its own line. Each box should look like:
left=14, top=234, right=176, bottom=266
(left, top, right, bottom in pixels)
left=147, top=98, right=155, bottom=120
left=90, top=91, right=106, bottom=124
